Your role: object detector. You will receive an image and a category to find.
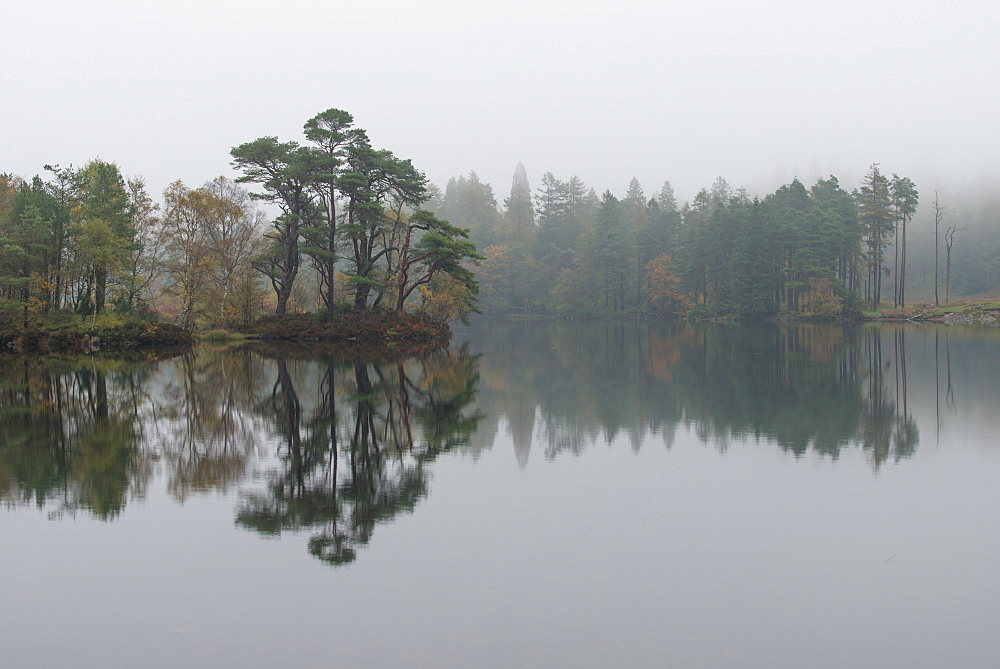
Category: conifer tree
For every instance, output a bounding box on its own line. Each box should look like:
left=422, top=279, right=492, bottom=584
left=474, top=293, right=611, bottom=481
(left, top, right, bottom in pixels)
left=856, top=164, right=894, bottom=309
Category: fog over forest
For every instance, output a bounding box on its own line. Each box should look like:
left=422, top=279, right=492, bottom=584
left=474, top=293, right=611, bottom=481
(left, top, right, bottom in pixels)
left=3, top=1, right=998, bottom=200
left=3, top=1, right=998, bottom=324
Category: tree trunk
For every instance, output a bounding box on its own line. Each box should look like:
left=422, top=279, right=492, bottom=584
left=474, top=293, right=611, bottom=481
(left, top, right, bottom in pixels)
left=934, top=193, right=942, bottom=307
left=893, top=218, right=900, bottom=307
left=95, top=265, right=107, bottom=314
left=900, top=217, right=907, bottom=306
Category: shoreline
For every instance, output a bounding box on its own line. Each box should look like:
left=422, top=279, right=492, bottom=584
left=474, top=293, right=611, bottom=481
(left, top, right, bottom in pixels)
left=1, top=310, right=452, bottom=355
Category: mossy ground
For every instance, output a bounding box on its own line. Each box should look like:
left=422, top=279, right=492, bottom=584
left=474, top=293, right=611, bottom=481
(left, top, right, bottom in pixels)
left=1, top=310, right=449, bottom=354
left=0, top=313, right=193, bottom=354
left=248, top=311, right=451, bottom=342
left=200, top=329, right=248, bottom=343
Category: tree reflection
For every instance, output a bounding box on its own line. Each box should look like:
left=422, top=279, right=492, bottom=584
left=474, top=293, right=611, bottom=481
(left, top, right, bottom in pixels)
left=235, top=343, right=483, bottom=566
left=0, top=356, right=157, bottom=519
left=0, top=342, right=483, bottom=565
left=470, top=320, right=922, bottom=468
left=149, top=346, right=265, bottom=501
left=858, top=326, right=918, bottom=469
left=3, top=321, right=982, bottom=561
left=0, top=345, right=269, bottom=517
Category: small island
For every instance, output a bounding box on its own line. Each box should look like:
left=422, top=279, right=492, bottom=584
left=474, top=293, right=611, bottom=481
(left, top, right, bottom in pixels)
left=1, top=109, right=482, bottom=354
left=0, top=308, right=455, bottom=355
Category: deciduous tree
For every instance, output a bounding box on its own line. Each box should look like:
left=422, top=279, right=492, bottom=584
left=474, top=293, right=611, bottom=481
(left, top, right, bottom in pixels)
left=72, top=160, right=133, bottom=314
left=120, top=176, right=163, bottom=313
left=645, top=254, right=690, bottom=314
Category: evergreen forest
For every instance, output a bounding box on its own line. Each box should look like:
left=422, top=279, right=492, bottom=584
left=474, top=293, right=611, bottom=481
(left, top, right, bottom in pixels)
left=434, top=165, right=999, bottom=319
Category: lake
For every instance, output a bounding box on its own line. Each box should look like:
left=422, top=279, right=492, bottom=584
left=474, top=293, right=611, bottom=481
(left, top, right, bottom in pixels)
left=2, top=320, right=999, bottom=667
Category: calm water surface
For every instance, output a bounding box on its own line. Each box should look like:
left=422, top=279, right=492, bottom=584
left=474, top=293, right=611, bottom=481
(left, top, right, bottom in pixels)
left=2, top=321, right=998, bottom=667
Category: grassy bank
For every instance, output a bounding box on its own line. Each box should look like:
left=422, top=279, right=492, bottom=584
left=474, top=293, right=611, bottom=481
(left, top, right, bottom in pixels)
left=862, top=299, right=1000, bottom=322
left=0, top=313, right=194, bottom=354
left=248, top=311, right=451, bottom=342
left=1, top=309, right=451, bottom=355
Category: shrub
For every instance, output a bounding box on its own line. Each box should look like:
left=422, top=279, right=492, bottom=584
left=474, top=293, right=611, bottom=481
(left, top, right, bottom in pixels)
left=203, top=329, right=233, bottom=342
left=800, top=278, right=844, bottom=321
left=686, top=304, right=712, bottom=322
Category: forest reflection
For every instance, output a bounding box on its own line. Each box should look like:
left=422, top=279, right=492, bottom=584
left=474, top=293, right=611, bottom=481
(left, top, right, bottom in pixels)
left=0, top=355, right=157, bottom=519
left=468, top=322, right=924, bottom=467
left=0, top=341, right=484, bottom=564
left=2, top=322, right=980, bottom=563
left=0, top=348, right=269, bottom=519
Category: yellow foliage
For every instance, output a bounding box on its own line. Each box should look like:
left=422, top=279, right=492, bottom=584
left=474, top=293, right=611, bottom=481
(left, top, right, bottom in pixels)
left=801, top=278, right=843, bottom=320
left=418, top=277, right=471, bottom=323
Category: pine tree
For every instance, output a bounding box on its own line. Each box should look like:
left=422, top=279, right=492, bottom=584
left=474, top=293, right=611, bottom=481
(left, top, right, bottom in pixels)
left=503, top=162, right=534, bottom=242
left=890, top=174, right=918, bottom=307
left=856, top=164, right=894, bottom=309
left=589, top=192, right=629, bottom=311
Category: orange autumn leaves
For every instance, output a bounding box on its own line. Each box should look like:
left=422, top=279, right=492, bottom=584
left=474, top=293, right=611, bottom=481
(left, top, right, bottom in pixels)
left=645, top=254, right=691, bottom=313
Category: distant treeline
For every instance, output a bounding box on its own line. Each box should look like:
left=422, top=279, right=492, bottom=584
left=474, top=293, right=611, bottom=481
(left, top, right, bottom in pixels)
left=430, top=164, right=999, bottom=318
left=4, top=118, right=999, bottom=328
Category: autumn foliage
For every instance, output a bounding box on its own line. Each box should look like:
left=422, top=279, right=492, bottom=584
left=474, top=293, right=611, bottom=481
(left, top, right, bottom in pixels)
left=645, top=254, right=692, bottom=314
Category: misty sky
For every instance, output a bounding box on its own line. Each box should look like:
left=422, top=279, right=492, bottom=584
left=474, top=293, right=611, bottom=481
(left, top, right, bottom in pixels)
left=3, top=0, right=998, bottom=205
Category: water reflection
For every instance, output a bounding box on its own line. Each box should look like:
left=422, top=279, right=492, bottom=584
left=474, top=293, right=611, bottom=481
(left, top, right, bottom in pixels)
left=0, top=356, right=155, bottom=519
left=2, top=322, right=990, bottom=564
left=150, top=347, right=266, bottom=501
left=234, top=344, right=483, bottom=564
left=465, top=322, right=925, bottom=468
